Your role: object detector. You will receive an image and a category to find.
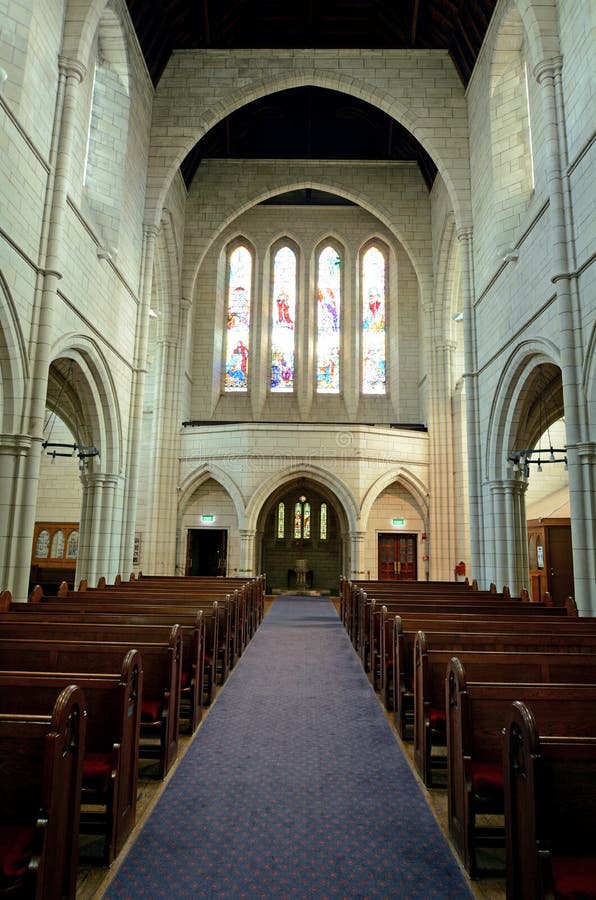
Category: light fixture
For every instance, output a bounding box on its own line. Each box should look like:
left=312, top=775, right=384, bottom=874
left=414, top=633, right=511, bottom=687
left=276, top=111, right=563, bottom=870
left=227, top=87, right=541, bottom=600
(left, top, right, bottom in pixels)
left=452, top=311, right=464, bottom=322
left=42, top=361, right=100, bottom=471
left=507, top=366, right=566, bottom=478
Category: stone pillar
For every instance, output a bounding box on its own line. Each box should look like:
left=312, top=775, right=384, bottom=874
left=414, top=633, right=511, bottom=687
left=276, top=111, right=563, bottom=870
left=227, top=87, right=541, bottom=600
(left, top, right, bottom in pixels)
left=428, top=339, right=457, bottom=581
left=348, top=530, right=366, bottom=579
left=457, top=228, right=484, bottom=586
left=76, top=473, right=119, bottom=586
left=143, top=335, right=179, bottom=574
left=535, top=58, right=594, bottom=615
left=4, top=58, right=85, bottom=601
left=490, top=477, right=529, bottom=597
left=239, top=529, right=256, bottom=577
left=120, top=224, right=159, bottom=575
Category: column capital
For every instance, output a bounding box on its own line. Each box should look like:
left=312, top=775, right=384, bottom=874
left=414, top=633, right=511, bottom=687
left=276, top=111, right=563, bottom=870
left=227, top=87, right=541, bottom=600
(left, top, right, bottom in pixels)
left=534, top=56, right=563, bottom=84
left=58, top=56, right=86, bottom=82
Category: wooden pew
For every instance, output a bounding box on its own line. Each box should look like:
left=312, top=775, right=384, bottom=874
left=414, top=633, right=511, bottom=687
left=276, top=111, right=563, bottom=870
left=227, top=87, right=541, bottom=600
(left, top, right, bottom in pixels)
left=0, top=683, right=85, bottom=900
left=0, top=649, right=141, bottom=866
left=36, top=590, right=231, bottom=688
left=388, top=612, right=596, bottom=737
left=446, top=657, right=596, bottom=877
left=0, top=634, right=181, bottom=779
left=6, top=598, right=218, bottom=709
left=355, top=588, right=565, bottom=672
left=0, top=613, right=204, bottom=734
left=366, top=593, right=566, bottom=687
left=413, top=635, right=596, bottom=787
left=503, top=700, right=596, bottom=900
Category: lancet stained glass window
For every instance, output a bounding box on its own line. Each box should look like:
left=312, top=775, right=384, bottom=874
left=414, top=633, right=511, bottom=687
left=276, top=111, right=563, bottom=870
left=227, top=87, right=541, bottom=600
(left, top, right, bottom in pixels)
left=271, top=246, right=296, bottom=392
left=320, top=503, right=327, bottom=540
left=277, top=502, right=285, bottom=539
left=362, top=246, right=386, bottom=393
left=225, top=245, right=252, bottom=392
left=316, top=245, right=341, bottom=393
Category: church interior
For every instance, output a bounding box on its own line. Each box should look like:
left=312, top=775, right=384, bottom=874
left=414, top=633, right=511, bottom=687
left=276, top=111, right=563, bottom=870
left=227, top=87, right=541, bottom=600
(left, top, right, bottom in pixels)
left=0, top=0, right=595, bottom=897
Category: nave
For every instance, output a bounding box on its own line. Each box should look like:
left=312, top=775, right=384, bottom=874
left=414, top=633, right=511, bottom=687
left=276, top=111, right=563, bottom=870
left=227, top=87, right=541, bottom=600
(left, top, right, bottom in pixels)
left=78, top=596, right=503, bottom=900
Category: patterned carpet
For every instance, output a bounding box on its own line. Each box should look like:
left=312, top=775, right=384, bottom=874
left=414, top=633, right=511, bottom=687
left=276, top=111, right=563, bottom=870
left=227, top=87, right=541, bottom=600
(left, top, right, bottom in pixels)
left=105, top=596, right=472, bottom=898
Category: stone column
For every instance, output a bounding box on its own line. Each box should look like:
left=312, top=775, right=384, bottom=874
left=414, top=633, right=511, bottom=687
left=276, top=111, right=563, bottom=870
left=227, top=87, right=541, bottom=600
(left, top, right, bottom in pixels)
left=535, top=58, right=594, bottom=615
left=5, top=58, right=85, bottom=601
left=490, top=477, right=529, bottom=597
left=348, top=530, right=366, bottom=579
left=239, top=529, right=256, bottom=577
left=457, top=228, right=484, bottom=586
left=428, top=339, right=457, bottom=581
left=120, top=224, right=159, bottom=575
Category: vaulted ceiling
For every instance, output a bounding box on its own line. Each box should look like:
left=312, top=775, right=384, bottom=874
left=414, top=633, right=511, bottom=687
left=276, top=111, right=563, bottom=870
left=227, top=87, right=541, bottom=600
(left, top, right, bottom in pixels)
left=125, top=0, right=497, bottom=193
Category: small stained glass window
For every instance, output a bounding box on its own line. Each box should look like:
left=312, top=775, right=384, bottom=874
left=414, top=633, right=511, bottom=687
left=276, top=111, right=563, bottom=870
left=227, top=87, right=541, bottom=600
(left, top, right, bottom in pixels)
left=35, top=529, right=50, bottom=558
left=320, top=503, right=327, bottom=540
left=277, top=502, right=285, bottom=539
left=66, top=530, right=79, bottom=559
left=225, top=245, right=252, bottom=392
left=303, top=502, right=311, bottom=539
left=51, top=530, right=65, bottom=558
left=294, top=502, right=302, bottom=539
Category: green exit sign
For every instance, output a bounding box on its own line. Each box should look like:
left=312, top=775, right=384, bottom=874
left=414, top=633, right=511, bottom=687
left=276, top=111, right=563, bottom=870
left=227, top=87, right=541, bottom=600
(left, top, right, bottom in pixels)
left=201, top=515, right=215, bottom=523
left=391, top=518, right=406, bottom=527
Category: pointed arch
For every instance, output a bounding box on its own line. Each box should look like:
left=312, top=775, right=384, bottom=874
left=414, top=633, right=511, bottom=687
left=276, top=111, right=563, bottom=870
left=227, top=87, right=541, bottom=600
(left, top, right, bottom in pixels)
left=485, top=339, right=562, bottom=481
left=0, top=271, right=29, bottom=434
left=360, top=468, right=430, bottom=529
left=177, top=464, right=246, bottom=526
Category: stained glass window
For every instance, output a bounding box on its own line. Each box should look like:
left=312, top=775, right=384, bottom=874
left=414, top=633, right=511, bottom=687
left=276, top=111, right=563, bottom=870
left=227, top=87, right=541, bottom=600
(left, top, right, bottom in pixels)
left=303, top=502, right=311, bottom=539
left=362, top=246, right=386, bottom=394
left=66, top=530, right=79, bottom=559
left=51, top=530, right=65, bottom=558
left=271, top=246, right=296, bottom=392
left=316, top=245, right=341, bottom=393
left=35, top=529, right=50, bottom=558
left=277, top=502, right=285, bottom=539
left=294, top=502, right=302, bottom=539
left=320, top=503, right=327, bottom=540
left=225, top=245, right=252, bottom=392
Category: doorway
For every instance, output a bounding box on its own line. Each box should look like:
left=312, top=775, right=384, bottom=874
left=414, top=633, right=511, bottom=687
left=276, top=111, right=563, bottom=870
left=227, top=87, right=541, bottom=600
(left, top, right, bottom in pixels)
left=186, top=529, right=228, bottom=576
left=378, top=533, right=417, bottom=581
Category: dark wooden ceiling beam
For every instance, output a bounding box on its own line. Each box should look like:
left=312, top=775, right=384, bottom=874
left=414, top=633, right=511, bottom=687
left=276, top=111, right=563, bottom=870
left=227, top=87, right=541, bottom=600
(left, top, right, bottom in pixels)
left=410, top=0, right=422, bottom=45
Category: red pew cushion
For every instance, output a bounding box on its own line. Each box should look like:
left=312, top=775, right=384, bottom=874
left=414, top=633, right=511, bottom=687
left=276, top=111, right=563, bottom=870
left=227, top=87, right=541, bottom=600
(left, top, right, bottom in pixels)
left=429, top=707, right=446, bottom=731
left=141, top=700, right=163, bottom=723
left=83, top=752, right=113, bottom=793
left=0, top=824, right=36, bottom=879
left=471, top=761, right=503, bottom=794
left=551, top=855, right=596, bottom=900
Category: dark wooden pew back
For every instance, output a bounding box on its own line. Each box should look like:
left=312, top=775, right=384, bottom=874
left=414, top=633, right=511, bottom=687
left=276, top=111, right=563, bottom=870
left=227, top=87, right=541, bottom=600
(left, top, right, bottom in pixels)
left=0, top=684, right=85, bottom=900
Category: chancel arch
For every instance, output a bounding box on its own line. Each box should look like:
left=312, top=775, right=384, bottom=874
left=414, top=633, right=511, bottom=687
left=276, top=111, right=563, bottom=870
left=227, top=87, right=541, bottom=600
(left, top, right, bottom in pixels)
left=256, top=477, right=348, bottom=595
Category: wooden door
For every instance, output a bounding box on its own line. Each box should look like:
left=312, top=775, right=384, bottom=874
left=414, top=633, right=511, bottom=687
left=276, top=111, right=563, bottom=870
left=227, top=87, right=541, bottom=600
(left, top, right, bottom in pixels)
left=527, top=518, right=573, bottom=605
left=378, top=533, right=417, bottom=581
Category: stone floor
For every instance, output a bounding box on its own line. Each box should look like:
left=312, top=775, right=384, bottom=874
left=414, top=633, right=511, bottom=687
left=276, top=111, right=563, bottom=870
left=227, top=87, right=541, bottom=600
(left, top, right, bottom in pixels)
left=76, top=598, right=506, bottom=899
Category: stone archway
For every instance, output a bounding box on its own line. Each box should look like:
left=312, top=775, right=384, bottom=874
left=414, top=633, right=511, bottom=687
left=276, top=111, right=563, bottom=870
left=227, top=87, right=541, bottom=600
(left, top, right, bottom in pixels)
left=257, top=477, right=347, bottom=595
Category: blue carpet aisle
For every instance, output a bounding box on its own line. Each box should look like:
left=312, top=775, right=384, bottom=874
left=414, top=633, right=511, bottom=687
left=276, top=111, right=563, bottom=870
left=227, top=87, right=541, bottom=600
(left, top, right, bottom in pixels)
left=105, top=596, right=473, bottom=899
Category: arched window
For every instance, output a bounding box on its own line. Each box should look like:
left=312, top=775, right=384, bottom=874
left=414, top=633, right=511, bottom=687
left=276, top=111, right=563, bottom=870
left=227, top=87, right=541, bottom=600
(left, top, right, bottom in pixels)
left=277, top=502, right=285, bottom=539
left=293, top=496, right=311, bottom=540
left=66, top=530, right=79, bottom=559
left=225, top=244, right=252, bottom=392
left=316, top=245, right=341, bottom=393
left=271, top=245, right=297, bottom=392
left=361, top=245, right=386, bottom=393
left=51, top=530, right=65, bottom=559
left=320, top=503, right=328, bottom=540
left=35, top=529, right=50, bottom=559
